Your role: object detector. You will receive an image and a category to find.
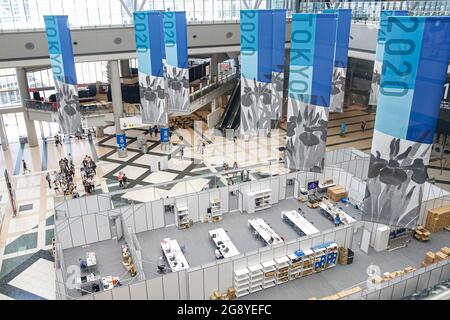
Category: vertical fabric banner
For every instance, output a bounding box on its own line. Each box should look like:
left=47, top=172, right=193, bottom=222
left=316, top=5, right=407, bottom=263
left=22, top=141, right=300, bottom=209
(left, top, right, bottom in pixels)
left=44, top=15, right=81, bottom=135
left=363, top=16, right=450, bottom=228
left=285, top=13, right=337, bottom=172
left=271, top=9, right=286, bottom=121
left=162, top=11, right=190, bottom=113
left=323, top=9, right=352, bottom=113
left=368, top=10, right=408, bottom=107
left=134, top=11, right=168, bottom=126
left=240, top=10, right=273, bottom=136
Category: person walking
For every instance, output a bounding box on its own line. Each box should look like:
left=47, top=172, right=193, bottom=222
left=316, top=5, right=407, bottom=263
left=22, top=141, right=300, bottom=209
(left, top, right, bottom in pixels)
left=361, top=121, right=367, bottom=132
left=68, top=153, right=73, bottom=167
left=180, top=146, right=184, bottom=160
left=45, top=173, right=52, bottom=189
left=22, top=160, right=31, bottom=174
left=118, top=171, right=124, bottom=188
left=339, top=122, right=347, bottom=137
left=122, top=174, right=128, bottom=188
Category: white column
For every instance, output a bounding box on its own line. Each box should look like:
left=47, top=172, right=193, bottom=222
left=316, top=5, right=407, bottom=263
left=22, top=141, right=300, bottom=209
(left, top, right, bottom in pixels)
left=16, top=67, right=38, bottom=147
left=0, top=115, right=9, bottom=151
left=110, top=60, right=127, bottom=158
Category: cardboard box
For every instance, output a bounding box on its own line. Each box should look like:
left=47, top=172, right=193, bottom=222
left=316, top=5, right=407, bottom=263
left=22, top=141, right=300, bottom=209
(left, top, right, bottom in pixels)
left=440, top=247, right=450, bottom=256
left=426, top=205, right=450, bottom=233
left=435, top=251, right=447, bottom=261
left=424, top=251, right=436, bottom=264
left=327, top=185, right=348, bottom=202
left=404, top=266, right=416, bottom=273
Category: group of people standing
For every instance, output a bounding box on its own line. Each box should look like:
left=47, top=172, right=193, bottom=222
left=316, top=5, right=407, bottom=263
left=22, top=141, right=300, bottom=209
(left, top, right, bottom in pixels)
left=44, top=154, right=97, bottom=198
left=46, top=154, right=78, bottom=197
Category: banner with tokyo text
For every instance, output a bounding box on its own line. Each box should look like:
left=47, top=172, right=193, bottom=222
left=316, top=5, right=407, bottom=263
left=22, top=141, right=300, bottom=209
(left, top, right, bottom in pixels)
left=285, top=13, right=337, bottom=172
left=363, top=16, right=450, bottom=228
left=240, top=9, right=273, bottom=136
left=44, top=15, right=81, bottom=135
left=134, top=11, right=168, bottom=126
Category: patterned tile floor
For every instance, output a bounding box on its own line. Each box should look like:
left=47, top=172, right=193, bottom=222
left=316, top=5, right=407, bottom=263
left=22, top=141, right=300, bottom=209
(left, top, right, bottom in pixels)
left=0, top=107, right=449, bottom=300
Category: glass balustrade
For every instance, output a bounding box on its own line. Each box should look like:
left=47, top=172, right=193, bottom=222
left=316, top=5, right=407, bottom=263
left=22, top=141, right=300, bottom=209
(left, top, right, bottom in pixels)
left=0, top=1, right=449, bottom=31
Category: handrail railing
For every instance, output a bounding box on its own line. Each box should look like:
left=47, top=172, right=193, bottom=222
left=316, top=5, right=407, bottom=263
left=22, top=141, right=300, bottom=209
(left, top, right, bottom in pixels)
left=1, top=1, right=449, bottom=32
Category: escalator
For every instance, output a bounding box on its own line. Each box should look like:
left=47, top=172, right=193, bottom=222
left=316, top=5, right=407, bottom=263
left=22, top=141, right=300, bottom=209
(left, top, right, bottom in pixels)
left=218, top=79, right=241, bottom=130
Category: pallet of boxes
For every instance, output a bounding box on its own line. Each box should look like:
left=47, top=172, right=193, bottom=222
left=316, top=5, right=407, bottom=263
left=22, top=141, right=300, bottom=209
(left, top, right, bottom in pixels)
left=414, top=225, right=430, bottom=241
left=425, top=205, right=450, bottom=233
left=421, top=247, right=450, bottom=267
left=327, top=185, right=348, bottom=202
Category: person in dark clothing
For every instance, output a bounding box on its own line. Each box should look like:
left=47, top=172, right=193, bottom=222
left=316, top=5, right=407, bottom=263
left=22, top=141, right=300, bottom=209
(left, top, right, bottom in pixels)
left=45, top=173, right=52, bottom=189
left=22, top=160, right=31, bottom=174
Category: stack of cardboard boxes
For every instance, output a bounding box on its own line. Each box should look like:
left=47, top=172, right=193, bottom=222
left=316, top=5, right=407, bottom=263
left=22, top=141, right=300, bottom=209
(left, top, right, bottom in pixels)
left=210, top=288, right=236, bottom=300
left=327, top=185, right=348, bottom=202
left=370, top=266, right=416, bottom=284
left=421, top=247, right=450, bottom=267
left=425, top=205, right=450, bottom=232
left=338, top=246, right=348, bottom=265
left=414, top=226, right=430, bottom=241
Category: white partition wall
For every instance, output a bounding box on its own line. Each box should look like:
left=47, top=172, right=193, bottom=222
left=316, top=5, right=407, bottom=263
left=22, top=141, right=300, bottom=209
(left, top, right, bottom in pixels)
left=163, top=272, right=180, bottom=300
left=203, top=263, right=219, bottom=300
left=188, top=194, right=199, bottom=222
left=146, top=276, right=164, bottom=300
left=198, top=191, right=210, bottom=220
left=151, top=200, right=164, bottom=229
left=187, top=267, right=204, bottom=300
left=218, top=259, right=233, bottom=292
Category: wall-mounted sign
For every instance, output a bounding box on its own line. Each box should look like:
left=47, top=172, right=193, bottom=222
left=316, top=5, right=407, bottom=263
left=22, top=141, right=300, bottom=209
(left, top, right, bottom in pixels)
left=120, top=116, right=143, bottom=129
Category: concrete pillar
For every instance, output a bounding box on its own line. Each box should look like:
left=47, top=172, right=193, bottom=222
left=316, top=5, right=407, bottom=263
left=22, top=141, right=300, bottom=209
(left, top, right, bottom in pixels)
left=120, top=59, right=131, bottom=77
left=16, top=67, right=38, bottom=147
left=110, top=60, right=127, bottom=158
left=96, top=126, right=105, bottom=138
left=210, top=54, right=219, bottom=83
left=0, top=115, right=9, bottom=151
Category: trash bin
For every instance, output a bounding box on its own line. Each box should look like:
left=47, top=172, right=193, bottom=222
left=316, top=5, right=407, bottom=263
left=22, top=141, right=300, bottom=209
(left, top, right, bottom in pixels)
left=347, top=248, right=354, bottom=264
left=19, top=136, right=28, bottom=144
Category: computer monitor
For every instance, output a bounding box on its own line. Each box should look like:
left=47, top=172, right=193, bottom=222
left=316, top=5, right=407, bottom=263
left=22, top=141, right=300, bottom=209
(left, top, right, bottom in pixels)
left=307, top=180, right=319, bottom=190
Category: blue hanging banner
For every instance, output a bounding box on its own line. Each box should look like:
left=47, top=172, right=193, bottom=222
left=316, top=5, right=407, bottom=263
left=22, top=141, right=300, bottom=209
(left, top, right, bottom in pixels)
left=44, top=15, right=81, bottom=135
left=363, top=16, right=450, bottom=228
left=271, top=9, right=286, bottom=121
left=323, top=9, right=352, bottom=113
left=134, top=11, right=168, bottom=126
left=160, top=127, right=170, bottom=143
left=285, top=13, right=337, bottom=172
left=162, top=11, right=190, bottom=114
left=240, top=9, right=273, bottom=136
left=368, top=10, right=408, bottom=107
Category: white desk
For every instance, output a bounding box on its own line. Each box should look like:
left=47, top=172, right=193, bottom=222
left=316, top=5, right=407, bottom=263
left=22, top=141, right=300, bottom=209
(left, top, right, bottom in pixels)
left=86, top=252, right=97, bottom=267
left=101, top=276, right=120, bottom=291
left=248, top=218, right=284, bottom=245
left=161, top=238, right=190, bottom=272
left=208, top=228, right=240, bottom=259
left=318, top=199, right=356, bottom=225
left=76, top=273, right=101, bottom=290
left=281, top=210, right=319, bottom=236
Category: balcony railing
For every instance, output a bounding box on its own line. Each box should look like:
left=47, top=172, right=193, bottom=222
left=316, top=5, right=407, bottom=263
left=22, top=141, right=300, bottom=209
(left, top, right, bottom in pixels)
left=1, top=0, right=449, bottom=32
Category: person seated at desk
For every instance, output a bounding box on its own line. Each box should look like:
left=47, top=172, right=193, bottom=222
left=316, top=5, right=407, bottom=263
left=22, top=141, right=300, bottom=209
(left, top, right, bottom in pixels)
left=79, top=258, right=88, bottom=270
left=334, top=213, right=341, bottom=227
left=215, top=247, right=224, bottom=259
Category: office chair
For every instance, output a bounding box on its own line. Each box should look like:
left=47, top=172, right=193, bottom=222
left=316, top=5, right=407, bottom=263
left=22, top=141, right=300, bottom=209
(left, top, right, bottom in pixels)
left=157, top=264, right=166, bottom=274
